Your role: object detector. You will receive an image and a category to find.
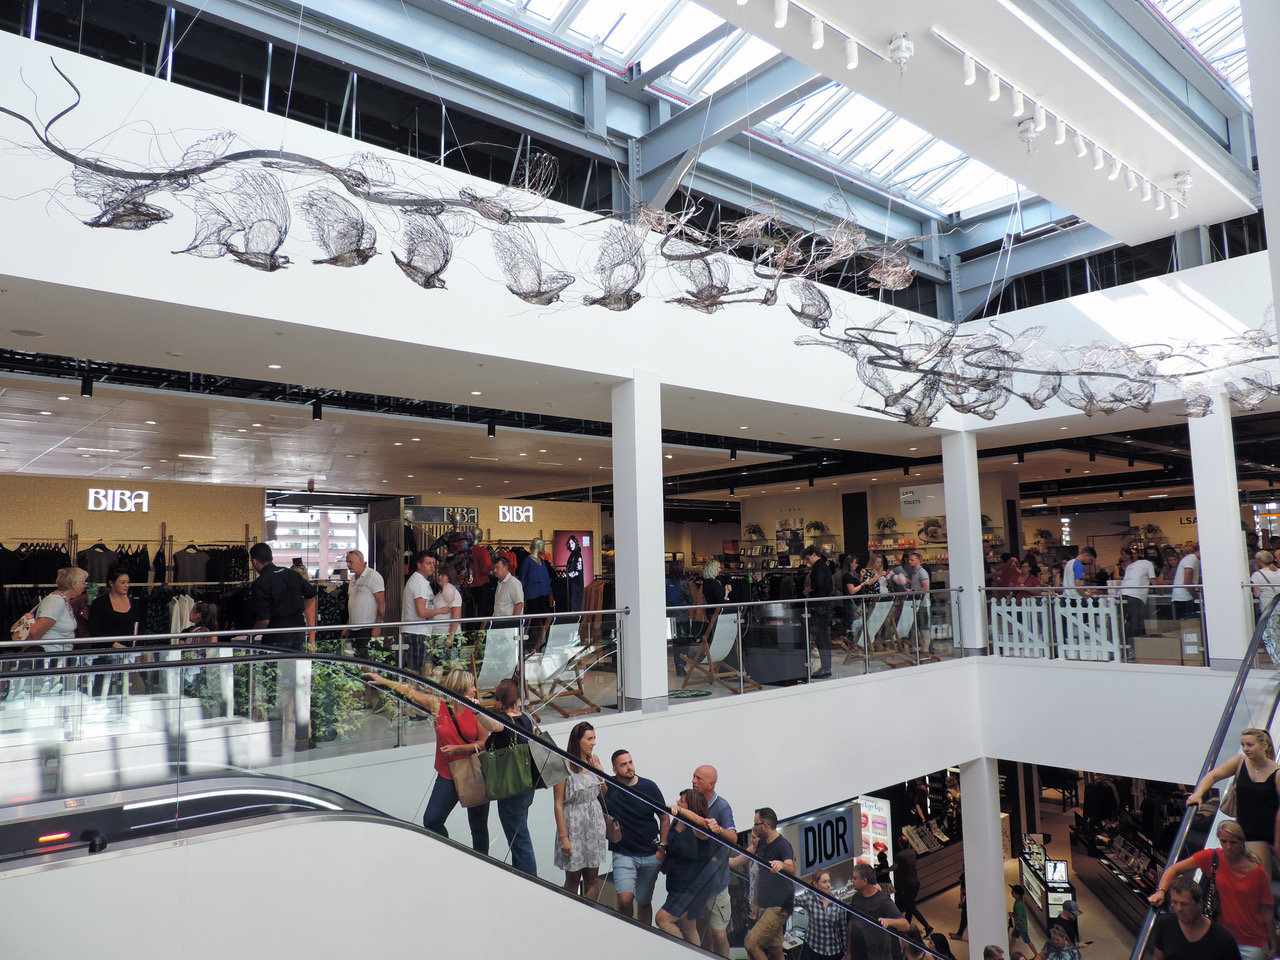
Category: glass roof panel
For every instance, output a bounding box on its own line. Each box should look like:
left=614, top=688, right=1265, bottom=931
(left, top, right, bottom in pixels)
left=1149, top=0, right=1249, bottom=102
left=668, top=30, right=740, bottom=85
left=890, top=139, right=966, bottom=190
left=636, top=3, right=724, bottom=70
left=807, top=94, right=888, bottom=151
left=523, top=0, right=570, bottom=21
left=925, top=160, right=1017, bottom=213
left=699, top=35, right=779, bottom=94
left=568, top=0, right=676, bottom=57
left=770, top=83, right=846, bottom=138
left=848, top=117, right=930, bottom=177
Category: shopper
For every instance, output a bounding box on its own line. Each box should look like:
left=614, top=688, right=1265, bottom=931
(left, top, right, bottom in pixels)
left=667, top=561, right=694, bottom=677
left=1039, top=924, right=1082, bottom=960
left=656, top=789, right=712, bottom=944
left=25, top=565, right=88, bottom=652
left=930, top=932, right=957, bottom=959
left=249, top=543, right=317, bottom=752
left=553, top=721, right=607, bottom=901
left=1149, top=820, right=1274, bottom=960
left=1249, top=551, right=1280, bottom=662
left=341, top=549, right=385, bottom=658
left=1009, top=884, right=1034, bottom=956
left=794, top=870, right=848, bottom=960
left=689, top=763, right=738, bottom=958
left=468, top=535, right=495, bottom=617
left=1171, top=543, right=1202, bottom=619
left=1061, top=546, right=1096, bottom=599
left=1014, top=561, right=1042, bottom=603
left=891, top=834, right=933, bottom=937
left=847, top=860, right=909, bottom=960
left=608, top=748, right=669, bottom=926
left=492, top=555, right=525, bottom=622
left=428, top=564, right=463, bottom=665
left=518, top=538, right=554, bottom=648
left=1056, top=900, right=1082, bottom=945
left=802, top=545, right=835, bottom=678
left=88, top=565, right=142, bottom=644
left=699, top=560, right=728, bottom=640
left=364, top=667, right=499, bottom=853
left=743, top=807, right=796, bottom=960
left=401, top=550, right=436, bottom=675
left=993, top=553, right=1023, bottom=595
left=950, top=871, right=968, bottom=941
left=1118, top=547, right=1156, bottom=642
left=487, top=678, right=537, bottom=876
left=1186, top=728, right=1280, bottom=873
left=1151, top=875, right=1242, bottom=960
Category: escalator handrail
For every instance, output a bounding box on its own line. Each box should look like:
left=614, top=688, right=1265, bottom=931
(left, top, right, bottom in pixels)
left=1127, top=592, right=1280, bottom=960
left=1, top=645, right=947, bottom=958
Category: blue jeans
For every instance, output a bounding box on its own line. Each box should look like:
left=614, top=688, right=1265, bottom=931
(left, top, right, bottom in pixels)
left=422, top=774, right=490, bottom=855
left=497, top=789, right=537, bottom=875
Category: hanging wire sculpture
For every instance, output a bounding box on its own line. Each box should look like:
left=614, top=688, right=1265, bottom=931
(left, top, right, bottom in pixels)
left=3, top=57, right=1278, bottom=426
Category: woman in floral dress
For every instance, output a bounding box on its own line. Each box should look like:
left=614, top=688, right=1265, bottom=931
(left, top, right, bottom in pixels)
left=553, top=721, right=607, bottom=900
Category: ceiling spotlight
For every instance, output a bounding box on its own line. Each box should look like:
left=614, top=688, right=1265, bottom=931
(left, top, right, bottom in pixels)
left=729, top=447, right=737, bottom=462
left=1125, top=169, right=1137, bottom=191
left=736, top=0, right=747, bottom=5
left=903, top=465, right=910, bottom=477
left=730, top=486, right=736, bottom=496
left=987, top=69, right=1000, bottom=102
left=962, top=53, right=975, bottom=85
left=810, top=16, right=824, bottom=49
left=1092, top=145, right=1104, bottom=170
left=773, top=0, right=787, bottom=28
left=845, top=37, right=858, bottom=70
left=1107, top=158, right=1121, bottom=181
left=311, top=399, right=322, bottom=421
left=1141, top=180, right=1153, bottom=202
left=1018, top=451, right=1025, bottom=464
left=80, top=372, right=93, bottom=398
left=1033, top=102, right=1046, bottom=132
left=1170, top=202, right=1180, bottom=220
left=1055, top=117, right=1066, bottom=145
left=1118, top=489, right=1124, bottom=499
left=487, top=420, right=496, bottom=438
left=1155, top=192, right=1166, bottom=211
left=1073, top=133, right=1086, bottom=158
left=887, top=33, right=914, bottom=71
left=1011, top=88, right=1024, bottom=117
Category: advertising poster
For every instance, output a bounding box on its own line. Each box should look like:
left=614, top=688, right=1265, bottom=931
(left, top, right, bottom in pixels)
left=853, top=794, right=894, bottom=867
left=553, top=530, right=594, bottom=612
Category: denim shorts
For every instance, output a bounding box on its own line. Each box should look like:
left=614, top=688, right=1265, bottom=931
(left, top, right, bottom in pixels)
left=612, top=852, right=661, bottom=905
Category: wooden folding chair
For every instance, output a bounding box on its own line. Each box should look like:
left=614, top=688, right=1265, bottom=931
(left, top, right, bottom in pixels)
left=680, top=614, right=760, bottom=693
left=524, top=618, right=600, bottom=720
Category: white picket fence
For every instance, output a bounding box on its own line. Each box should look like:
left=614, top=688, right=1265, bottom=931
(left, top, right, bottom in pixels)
left=990, top=595, right=1123, bottom=661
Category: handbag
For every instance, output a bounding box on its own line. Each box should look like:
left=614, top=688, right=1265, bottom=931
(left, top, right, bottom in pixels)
left=1201, top=850, right=1221, bottom=921
left=443, top=705, right=488, bottom=808
left=481, top=742, right=533, bottom=801
left=600, top=794, right=622, bottom=844
left=1220, top=758, right=1242, bottom=817
left=9, top=608, right=37, bottom=643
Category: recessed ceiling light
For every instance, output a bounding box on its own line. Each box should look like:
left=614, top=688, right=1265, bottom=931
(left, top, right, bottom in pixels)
left=914, top=472, right=921, bottom=476
left=394, top=442, right=402, bottom=446
left=475, top=484, right=482, bottom=488
left=252, top=422, right=262, bottom=427
left=665, top=454, right=673, bottom=459
left=142, top=466, right=151, bottom=470
left=577, top=457, right=583, bottom=461
left=871, top=477, right=877, bottom=481
left=56, top=395, right=71, bottom=401
left=76, top=447, right=120, bottom=453
left=457, top=477, right=464, bottom=481
left=381, top=479, right=388, bottom=483
left=10, top=329, right=43, bottom=338
left=145, top=420, right=157, bottom=425
left=471, top=391, right=482, bottom=396
left=412, top=437, right=420, bottom=442
left=38, top=410, right=53, bottom=415
left=178, top=453, right=215, bottom=460
left=1083, top=470, right=1090, bottom=474
left=832, top=438, right=841, bottom=442
left=345, top=454, right=355, bottom=458
left=237, top=428, right=248, bottom=433
left=519, top=453, right=527, bottom=457
left=740, top=426, right=749, bottom=430
left=909, top=447, right=917, bottom=451
left=407, top=474, right=414, bottom=478
left=81, top=454, right=90, bottom=458
left=267, top=363, right=282, bottom=369
left=795, top=486, right=801, bottom=490
left=166, top=350, right=183, bottom=358
left=1060, top=426, right=1069, bottom=431
left=539, top=449, right=547, bottom=453
left=159, top=459, right=167, bottom=463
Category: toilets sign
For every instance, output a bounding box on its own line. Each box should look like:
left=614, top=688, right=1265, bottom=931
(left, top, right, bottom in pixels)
left=88, top=489, right=150, bottom=513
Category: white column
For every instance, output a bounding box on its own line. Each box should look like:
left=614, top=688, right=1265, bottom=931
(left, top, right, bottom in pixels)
left=1241, top=0, right=1280, bottom=319
left=1188, top=390, right=1252, bottom=664
left=611, top=369, right=669, bottom=710
left=960, top=757, right=1007, bottom=957
left=943, top=431, right=988, bottom=652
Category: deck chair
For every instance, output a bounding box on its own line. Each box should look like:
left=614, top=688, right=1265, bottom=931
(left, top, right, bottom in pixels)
left=680, top=614, right=760, bottom=693
left=474, top=627, right=521, bottom=700
left=524, top=618, right=600, bottom=719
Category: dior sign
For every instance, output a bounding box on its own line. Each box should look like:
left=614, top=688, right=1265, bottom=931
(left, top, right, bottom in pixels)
left=88, top=489, right=150, bottom=512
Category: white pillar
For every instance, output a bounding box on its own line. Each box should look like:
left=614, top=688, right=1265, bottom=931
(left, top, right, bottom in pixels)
left=611, top=370, right=669, bottom=710
left=1188, top=390, right=1252, bottom=664
left=1241, top=0, right=1280, bottom=320
left=943, top=431, right=988, bottom=652
left=960, top=757, right=1007, bottom=958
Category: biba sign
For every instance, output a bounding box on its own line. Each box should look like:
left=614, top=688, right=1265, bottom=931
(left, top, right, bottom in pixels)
left=88, top=489, right=150, bottom=512
left=498, top=505, right=534, bottom=523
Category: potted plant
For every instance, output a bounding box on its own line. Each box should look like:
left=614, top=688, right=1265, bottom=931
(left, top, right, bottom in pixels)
left=875, top=516, right=897, bottom=535
left=1034, top=528, right=1055, bottom=545
left=805, top=520, right=829, bottom=534
left=1141, top=523, right=1164, bottom=539
left=981, top=514, right=994, bottom=530
left=744, top=523, right=766, bottom=540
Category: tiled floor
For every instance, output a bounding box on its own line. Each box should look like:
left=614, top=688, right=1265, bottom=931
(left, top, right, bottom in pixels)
left=916, top=788, right=1137, bottom=960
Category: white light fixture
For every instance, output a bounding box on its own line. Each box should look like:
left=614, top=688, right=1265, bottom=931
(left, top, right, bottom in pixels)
left=1073, top=133, right=1086, bottom=157
left=1125, top=169, right=1137, bottom=191
left=1107, top=158, right=1120, bottom=181
left=987, top=70, right=1000, bottom=101
left=773, top=0, right=787, bottom=28
left=1033, top=102, right=1046, bottom=132
left=1170, top=202, right=1180, bottom=220
left=1155, top=192, right=1166, bottom=211
left=845, top=37, right=858, bottom=69
left=736, top=0, right=748, bottom=5
left=888, top=33, right=914, bottom=71
left=810, top=16, right=824, bottom=49
left=1054, top=117, right=1066, bottom=145
left=1141, top=180, right=1152, bottom=202
left=962, top=53, right=975, bottom=85
left=1092, top=145, right=1104, bottom=170
left=1010, top=88, right=1024, bottom=117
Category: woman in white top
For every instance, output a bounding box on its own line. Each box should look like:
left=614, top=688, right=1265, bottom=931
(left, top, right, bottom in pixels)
left=1251, top=551, right=1280, bottom=662
left=429, top=564, right=464, bottom=660
left=26, top=566, right=88, bottom=652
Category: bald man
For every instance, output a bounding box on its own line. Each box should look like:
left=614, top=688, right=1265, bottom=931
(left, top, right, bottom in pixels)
left=689, top=764, right=738, bottom=958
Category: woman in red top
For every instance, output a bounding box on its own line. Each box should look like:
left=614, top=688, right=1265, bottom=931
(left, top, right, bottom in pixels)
left=364, top=667, right=501, bottom=853
left=1014, top=561, right=1042, bottom=603
left=1149, top=820, right=1276, bottom=960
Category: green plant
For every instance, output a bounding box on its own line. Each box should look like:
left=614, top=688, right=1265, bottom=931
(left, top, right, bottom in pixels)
left=1142, top=523, right=1164, bottom=538
left=981, top=514, right=993, bottom=528
left=744, top=523, right=766, bottom=540
left=1034, top=528, right=1055, bottom=543
left=875, top=516, right=897, bottom=534
left=602, top=534, right=614, bottom=551
left=805, top=520, right=829, bottom=534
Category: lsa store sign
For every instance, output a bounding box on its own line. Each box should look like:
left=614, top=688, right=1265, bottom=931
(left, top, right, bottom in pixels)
left=88, top=489, right=150, bottom=512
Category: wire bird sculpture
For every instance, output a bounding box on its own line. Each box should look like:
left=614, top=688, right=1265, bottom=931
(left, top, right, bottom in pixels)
left=492, top=226, right=576, bottom=304
left=392, top=209, right=453, bottom=289
left=795, top=303, right=1280, bottom=426
left=583, top=224, right=645, bottom=311
left=299, top=188, right=377, bottom=266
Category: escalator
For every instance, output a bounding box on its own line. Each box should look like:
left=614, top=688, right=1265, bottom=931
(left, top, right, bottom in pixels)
left=0, top=642, right=948, bottom=958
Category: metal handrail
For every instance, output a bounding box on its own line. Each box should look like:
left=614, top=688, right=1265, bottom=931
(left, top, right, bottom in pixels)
left=665, top=586, right=963, bottom=613
left=1127, top=592, right=1280, bottom=960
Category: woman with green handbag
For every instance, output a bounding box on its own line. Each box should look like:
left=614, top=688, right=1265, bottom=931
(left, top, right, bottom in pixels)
left=487, top=678, right=538, bottom=876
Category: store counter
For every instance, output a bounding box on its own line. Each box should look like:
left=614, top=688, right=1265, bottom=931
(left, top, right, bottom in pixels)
left=1019, top=834, right=1075, bottom=934
left=1069, top=820, right=1160, bottom=937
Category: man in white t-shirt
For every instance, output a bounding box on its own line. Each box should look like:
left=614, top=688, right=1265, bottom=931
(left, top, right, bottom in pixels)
left=1171, top=542, right=1201, bottom=620
left=342, top=549, right=385, bottom=659
left=1118, top=548, right=1156, bottom=642
left=402, top=551, right=436, bottom=675
left=1062, top=546, right=1096, bottom=599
